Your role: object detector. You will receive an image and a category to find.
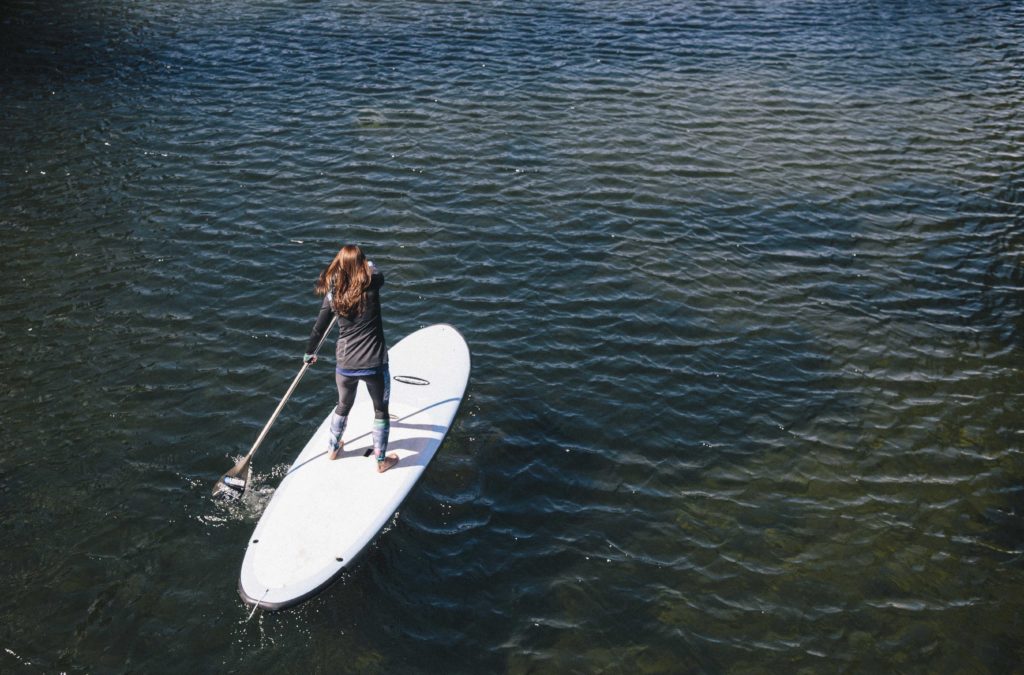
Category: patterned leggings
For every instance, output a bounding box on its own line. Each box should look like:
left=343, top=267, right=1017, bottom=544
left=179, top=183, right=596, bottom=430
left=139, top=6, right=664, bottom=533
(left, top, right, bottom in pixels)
left=334, top=367, right=390, bottom=419
left=334, top=367, right=390, bottom=460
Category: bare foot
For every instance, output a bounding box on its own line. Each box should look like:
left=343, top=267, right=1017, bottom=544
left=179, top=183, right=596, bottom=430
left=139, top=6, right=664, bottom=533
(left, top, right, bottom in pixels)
left=377, top=454, right=399, bottom=473
left=328, top=441, right=344, bottom=460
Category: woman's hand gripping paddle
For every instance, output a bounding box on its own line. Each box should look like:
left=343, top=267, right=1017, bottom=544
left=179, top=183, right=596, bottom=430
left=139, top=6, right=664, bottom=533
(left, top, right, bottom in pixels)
left=213, top=316, right=337, bottom=501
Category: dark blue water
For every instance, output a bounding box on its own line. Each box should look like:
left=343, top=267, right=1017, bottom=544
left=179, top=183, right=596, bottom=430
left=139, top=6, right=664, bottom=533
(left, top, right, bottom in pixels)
left=2, top=0, right=1022, bottom=672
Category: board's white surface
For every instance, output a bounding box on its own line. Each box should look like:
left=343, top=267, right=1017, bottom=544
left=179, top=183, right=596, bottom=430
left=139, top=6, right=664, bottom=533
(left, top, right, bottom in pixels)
left=238, top=324, right=470, bottom=610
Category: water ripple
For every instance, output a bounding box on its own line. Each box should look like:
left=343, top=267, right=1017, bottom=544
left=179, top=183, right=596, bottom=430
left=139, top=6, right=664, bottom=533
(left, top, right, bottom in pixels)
left=1, top=0, right=1023, bottom=672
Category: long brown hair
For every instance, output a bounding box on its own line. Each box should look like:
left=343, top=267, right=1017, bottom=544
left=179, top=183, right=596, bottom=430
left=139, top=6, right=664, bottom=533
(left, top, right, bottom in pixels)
left=314, top=245, right=371, bottom=317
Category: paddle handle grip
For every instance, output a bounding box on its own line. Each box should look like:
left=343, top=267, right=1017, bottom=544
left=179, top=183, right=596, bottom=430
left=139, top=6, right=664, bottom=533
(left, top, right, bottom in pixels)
left=243, top=315, right=337, bottom=461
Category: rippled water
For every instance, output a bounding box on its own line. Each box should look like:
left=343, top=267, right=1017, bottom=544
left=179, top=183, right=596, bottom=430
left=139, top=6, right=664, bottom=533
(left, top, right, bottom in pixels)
left=2, top=0, right=1022, bottom=672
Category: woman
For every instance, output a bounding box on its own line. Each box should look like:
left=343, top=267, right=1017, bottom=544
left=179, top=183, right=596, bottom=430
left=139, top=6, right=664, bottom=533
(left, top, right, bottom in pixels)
left=304, top=244, right=398, bottom=473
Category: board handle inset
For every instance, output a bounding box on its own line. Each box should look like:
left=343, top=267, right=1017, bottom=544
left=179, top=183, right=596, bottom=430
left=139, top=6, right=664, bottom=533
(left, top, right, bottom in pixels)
left=393, top=375, right=430, bottom=386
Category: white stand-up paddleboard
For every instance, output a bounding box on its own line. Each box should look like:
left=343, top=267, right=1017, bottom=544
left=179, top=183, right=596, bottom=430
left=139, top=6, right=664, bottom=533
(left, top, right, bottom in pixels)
left=239, top=324, right=470, bottom=611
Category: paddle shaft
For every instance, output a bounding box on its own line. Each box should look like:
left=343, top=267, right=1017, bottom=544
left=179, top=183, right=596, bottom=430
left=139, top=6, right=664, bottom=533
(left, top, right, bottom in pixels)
left=242, top=315, right=337, bottom=463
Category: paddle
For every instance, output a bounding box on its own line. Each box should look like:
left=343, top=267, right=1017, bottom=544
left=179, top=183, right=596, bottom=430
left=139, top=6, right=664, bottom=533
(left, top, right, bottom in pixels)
left=213, top=315, right=337, bottom=501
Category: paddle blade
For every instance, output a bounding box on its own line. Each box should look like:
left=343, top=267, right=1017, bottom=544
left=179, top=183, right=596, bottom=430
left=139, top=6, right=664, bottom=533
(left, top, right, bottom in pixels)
left=213, top=458, right=251, bottom=501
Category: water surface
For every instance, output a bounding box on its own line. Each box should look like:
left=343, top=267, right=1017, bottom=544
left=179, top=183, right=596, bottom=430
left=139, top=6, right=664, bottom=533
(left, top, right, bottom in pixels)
left=1, top=0, right=1022, bottom=672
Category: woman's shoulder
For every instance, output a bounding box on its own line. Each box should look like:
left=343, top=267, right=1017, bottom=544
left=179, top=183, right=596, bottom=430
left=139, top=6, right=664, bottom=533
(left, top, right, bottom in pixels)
left=367, top=260, right=384, bottom=287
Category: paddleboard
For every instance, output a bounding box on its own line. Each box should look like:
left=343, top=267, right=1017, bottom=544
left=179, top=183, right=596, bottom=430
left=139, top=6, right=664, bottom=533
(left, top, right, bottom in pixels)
left=238, top=324, right=470, bottom=611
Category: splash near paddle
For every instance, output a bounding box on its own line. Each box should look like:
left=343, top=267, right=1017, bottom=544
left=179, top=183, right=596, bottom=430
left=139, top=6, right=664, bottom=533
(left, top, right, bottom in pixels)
left=238, top=324, right=471, bottom=611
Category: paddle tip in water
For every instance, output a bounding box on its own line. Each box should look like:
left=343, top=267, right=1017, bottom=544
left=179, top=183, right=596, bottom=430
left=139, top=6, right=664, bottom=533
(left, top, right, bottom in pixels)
left=212, top=475, right=246, bottom=501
